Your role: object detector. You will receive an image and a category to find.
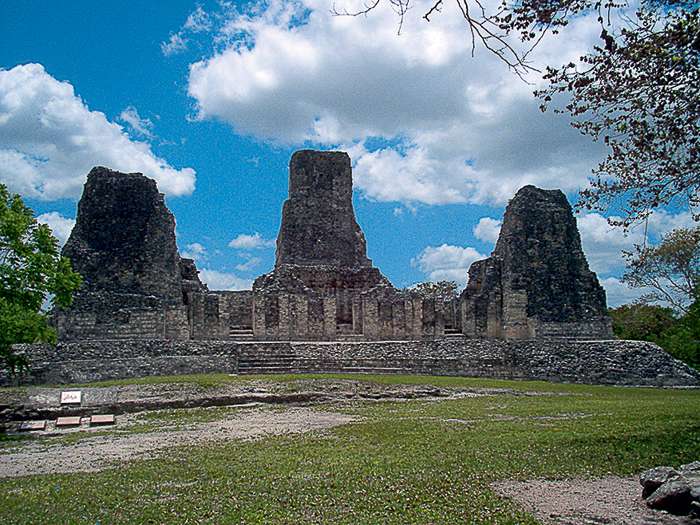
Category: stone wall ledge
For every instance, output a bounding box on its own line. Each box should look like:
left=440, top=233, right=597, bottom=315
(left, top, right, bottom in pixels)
left=3, top=339, right=698, bottom=387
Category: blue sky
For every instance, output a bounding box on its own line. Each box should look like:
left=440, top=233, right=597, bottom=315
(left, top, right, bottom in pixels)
left=0, top=0, right=693, bottom=305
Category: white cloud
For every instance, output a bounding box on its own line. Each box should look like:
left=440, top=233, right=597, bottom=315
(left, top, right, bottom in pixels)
left=161, top=33, right=188, bottom=56
left=198, top=268, right=252, bottom=290
left=184, top=6, right=212, bottom=32
left=600, top=277, right=649, bottom=308
left=162, top=6, right=212, bottom=56
left=228, top=232, right=274, bottom=249
left=235, top=256, right=262, bottom=272
left=187, top=0, right=604, bottom=205
left=576, top=210, right=696, bottom=275
left=36, top=211, right=75, bottom=247
left=181, top=242, right=207, bottom=262
left=412, top=244, right=486, bottom=287
left=0, top=64, right=196, bottom=200
left=473, top=217, right=501, bottom=244
left=118, top=106, right=155, bottom=139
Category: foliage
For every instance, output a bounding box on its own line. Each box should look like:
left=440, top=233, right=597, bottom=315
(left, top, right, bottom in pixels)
left=337, top=0, right=700, bottom=226
left=609, top=298, right=699, bottom=369
left=1, top=375, right=698, bottom=524
left=608, top=303, right=676, bottom=341
left=410, top=280, right=459, bottom=302
left=0, top=184, right=82, bottom=373
left=657, top=298, right=700, bottom=369
left=622, top=226, right=700, bottom=314
left=535, top=2, right=700, bottom=226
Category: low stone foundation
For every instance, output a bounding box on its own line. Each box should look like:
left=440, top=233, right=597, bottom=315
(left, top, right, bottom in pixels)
left=4, top=339, right=698, bottom=387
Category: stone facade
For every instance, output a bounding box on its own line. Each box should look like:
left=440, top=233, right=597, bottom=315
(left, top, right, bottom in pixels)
left=55, top=154, right=611, bottom=344
left=6, top=339, right=699, bottom=387
left=55, top=167, right=206, bottom=341
left=17, top=152, right=698, bottom=387
left=251, top=150, right=442, bottom=341
left=460, top=185, right=613, bottom=340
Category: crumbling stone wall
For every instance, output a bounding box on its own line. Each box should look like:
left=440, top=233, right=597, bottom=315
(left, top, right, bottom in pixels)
left=461, top=185, right=613, bottom=340
left=55, top=168, right=205, bottom=341
left=189, top=291, right=253, bottom=340
left=6, top=339, right=698, bottom=387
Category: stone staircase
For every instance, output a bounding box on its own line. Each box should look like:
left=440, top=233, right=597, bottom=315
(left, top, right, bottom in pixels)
left=237, top=346, right=412, bottom=375
left=444, top=327, right=466, bottom=340
left=229, top=326, right=255, bottom=341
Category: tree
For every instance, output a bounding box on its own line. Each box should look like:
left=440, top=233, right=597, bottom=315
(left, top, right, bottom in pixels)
left=335, top=0, right=700, bottom=226
left=410, top=280, right=459, bottom=302
left=658, top=298, right=699, bottom=369
left=609, top=300, right=699, bottom=369
left=536, top=3, right=700, bottom=227
left=0, top=184, right=82, bottom=374
left=608, top=303, right=676, bottom=342
left=621, top=226, right=700, bottom=314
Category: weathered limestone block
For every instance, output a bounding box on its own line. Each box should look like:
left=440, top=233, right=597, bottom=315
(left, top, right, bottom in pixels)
left=461, top=185, right=612, bottom=340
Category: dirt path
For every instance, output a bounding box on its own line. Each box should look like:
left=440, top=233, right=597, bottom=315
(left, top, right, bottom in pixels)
left=493, top=477, right=698, bottom=524
left=0, top=407, right=355, bottom=478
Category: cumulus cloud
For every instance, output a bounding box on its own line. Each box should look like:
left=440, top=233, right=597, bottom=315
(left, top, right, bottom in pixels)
left=228, top=232, right=274, bottom=249
left=0, top=63, right=195, bottom=200
left=181, top=242, right=208, bottom=262
left=187, top=0, right=604, bottom=205
left=473, top=217, right=501, bottom=244
left=412, top=244, right=486, bottom=286
left=576, top=210, right=696, bottom=275
left=36, top=212, right=75, bottom=247
left=198, top=268, right=252, bottom=290
left=599, top=277, right=649, bottom=308
left=118, top=106, right=155, bottom=139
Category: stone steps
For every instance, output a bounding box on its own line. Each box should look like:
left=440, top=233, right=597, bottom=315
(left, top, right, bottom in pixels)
left=229, top=327, right=255, bottom=340
left=238, top=350, right=417, bottom=375
left=238, top=367, right=412, bottom=375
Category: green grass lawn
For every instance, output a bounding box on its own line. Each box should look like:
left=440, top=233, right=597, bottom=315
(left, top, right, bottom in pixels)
left=1, top=374, right=699, bottom=524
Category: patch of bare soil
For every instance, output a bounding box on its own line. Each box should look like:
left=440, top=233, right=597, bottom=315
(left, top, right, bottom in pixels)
left=1, top=379, right=552, bottom=422
left=492, top=476, right=699, bottom=525
left=0, top=406, right=355, bottom=478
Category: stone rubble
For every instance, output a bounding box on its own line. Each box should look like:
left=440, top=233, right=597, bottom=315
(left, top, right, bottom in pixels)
left=641, top=462, right=700, bottom=517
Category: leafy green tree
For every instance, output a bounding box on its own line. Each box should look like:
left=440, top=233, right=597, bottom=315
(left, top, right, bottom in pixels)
left=657, top=298, right=699, bottom=369
left=608, top=303, right=676, bottom=342
left=0, top=184, right=82, bottom=374
left=410, top=280, right=459, bottom=303
left=622, top=227, right=700, bottom=314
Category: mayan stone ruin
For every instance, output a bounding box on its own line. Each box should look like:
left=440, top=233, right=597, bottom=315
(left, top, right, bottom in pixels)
left=8, top=149, right=697, bottom=387
left=461, top=185, right=613, bottom=340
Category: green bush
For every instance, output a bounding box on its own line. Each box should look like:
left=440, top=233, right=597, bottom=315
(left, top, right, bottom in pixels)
left=610, top=301, right=700, bottom=370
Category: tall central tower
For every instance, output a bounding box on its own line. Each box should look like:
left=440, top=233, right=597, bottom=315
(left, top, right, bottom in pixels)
left=252, top=150, right=393, bottom=340
left=275, top=150, right=372, bottom=268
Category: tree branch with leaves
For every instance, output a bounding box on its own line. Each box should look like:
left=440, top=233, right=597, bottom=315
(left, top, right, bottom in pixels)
left=622, top=226, right=699, bottom=314
left=0, top=184, right=82, bottom=374
left=332, top=0, right=700, bottom=225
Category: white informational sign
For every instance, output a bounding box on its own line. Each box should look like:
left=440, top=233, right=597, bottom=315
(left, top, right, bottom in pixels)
left=60, top=391, right=82, bottom=405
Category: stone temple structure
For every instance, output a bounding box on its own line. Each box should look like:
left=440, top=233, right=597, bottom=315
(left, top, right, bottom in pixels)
left=55, top=153, right=613, bottom=343
left=461, top=185, right=612, bottom=340
left=252, top=150, right=445, bottom=341
left=7, top=149, right=699, bottom=387
left=55, top=167, right=207, bottom=341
